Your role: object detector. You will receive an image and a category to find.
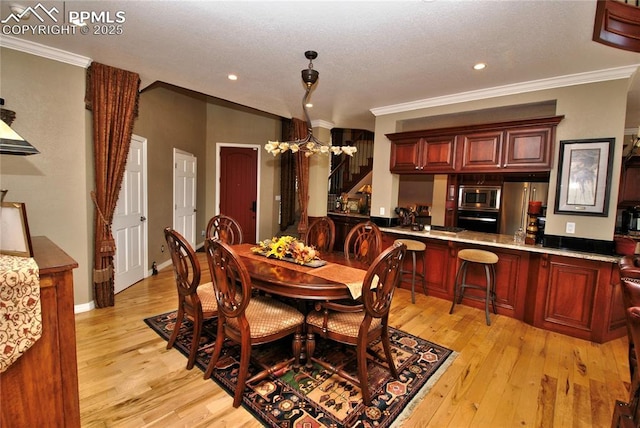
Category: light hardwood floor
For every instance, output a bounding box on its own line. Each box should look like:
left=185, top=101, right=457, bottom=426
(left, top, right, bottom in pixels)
left=75, top=256, right=631, bottom=427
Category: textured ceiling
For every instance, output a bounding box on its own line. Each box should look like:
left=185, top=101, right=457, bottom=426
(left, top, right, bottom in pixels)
left=2, top=0, right=639, bottom=131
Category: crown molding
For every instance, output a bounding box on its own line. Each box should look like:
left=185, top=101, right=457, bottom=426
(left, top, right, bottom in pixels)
left=370, top=65, right=640, bottom=117
left=0, top=35, right=91, bottom=68
left=311, top=119, right=334, bottom=130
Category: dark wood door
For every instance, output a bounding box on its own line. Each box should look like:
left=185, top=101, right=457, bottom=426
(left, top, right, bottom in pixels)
left=220, top=147, right=258, bottom=244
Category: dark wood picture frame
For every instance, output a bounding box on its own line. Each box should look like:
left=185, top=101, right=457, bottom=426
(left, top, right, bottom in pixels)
left=1, top=202, right=34, bottom=257
left=554, top=138, right=614, bottom=217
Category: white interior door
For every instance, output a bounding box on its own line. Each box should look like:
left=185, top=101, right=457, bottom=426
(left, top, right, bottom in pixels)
left=173, top=149, right=197, bottom=248
left=113, top=135, right=148, bottom=294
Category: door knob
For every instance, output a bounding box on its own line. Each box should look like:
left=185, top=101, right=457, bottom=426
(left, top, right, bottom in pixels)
left=140, top=216, right=147, bottom=221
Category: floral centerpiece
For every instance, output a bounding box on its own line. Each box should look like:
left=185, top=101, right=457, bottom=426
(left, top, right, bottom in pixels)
left=251, top=235, right=321, bottom=265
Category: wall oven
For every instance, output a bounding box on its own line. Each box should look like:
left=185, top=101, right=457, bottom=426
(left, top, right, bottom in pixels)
left=457, top=185, right=501, bottom=233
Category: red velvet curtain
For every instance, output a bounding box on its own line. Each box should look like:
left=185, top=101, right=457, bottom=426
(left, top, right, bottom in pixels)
left=293, top=118, right=310, bottom=237
left=85, top=62, right=140, bottom=308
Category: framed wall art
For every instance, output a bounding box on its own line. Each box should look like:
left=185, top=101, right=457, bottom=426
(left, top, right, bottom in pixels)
left=1, top=202, right=33, bottom=257
left=554, top=138, right=614, bottom=217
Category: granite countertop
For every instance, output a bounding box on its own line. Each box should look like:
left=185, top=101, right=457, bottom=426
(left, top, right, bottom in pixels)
left=380, top=226, right=620, bottom=263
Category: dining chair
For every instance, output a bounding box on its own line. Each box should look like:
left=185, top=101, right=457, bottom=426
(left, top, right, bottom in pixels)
left=614, top=255, right=640, bottom=427
left=304, top=216, right=336, bottom=253
left=164, top=227, right=218, bottom=370
left=343, top=221, right=383, bottom=264
left=206, top=214, right=244, bottom=244
left=305, top=241, right=407, bottom=405
left=202, top=238, right=305, bottom=408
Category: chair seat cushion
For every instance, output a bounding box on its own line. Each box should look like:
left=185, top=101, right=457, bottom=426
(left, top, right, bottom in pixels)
left=226, top=296, right=304, bottom=339
left=307, top=309, right=381, bottom=338
left=184, top=282, right=218, bottom=313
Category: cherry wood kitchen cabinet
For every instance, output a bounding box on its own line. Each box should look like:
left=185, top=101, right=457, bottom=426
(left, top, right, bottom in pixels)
left=456, top=130, right=504, bottom=171
left=387, top=115, right=564, bottom=174
left=457, top=126, right=556, bottom=172
left=0, top=237, right=80, bottom=427
left=503, top=126, right=556, bottom=171
left=618, top=158, right=640, bottom=206
left=389, top=136, right=456, bottom=173
left=381, top=228, right=625, bottom=343
left=531, top=254, right=623, bottom=343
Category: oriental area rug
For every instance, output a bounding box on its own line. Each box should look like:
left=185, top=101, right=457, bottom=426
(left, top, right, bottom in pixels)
left=144, top=311, right=455, bottom=428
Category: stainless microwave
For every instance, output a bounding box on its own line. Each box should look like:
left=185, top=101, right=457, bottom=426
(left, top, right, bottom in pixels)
left=458, top=185, right=501, bottom=211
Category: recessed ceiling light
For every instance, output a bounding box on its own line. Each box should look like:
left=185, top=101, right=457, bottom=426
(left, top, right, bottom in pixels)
left=228, top=74, right=238, bottom=81
left=473, top=63, right=486, bottom=70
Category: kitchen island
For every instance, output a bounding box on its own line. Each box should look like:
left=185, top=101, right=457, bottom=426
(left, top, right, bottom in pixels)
left=380, top=226, right=624, bottom=343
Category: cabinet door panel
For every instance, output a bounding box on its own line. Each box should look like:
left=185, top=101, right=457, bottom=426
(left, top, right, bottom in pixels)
left=423, top=137, right=456, bottom=172
left=458, top=131, right=503, bottom=171
left=504, top=127, right=553, bottom=170
left=535, top=257, right=608, bottom=340
left=619, top=165, right=640, bottom=205
left=423, top=240, right=453, bottom=298
left=390, top=139, right=422, bottom=172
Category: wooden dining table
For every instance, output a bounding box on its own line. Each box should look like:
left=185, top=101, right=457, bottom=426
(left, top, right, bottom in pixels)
left=232, top=243, right=369, bottom=302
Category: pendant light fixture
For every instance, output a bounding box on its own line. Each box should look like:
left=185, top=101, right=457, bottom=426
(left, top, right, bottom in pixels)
left=265, top=51, right=357, bottom=157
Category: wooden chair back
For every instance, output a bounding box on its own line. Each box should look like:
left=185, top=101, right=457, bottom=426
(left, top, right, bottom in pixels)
left=164, top=227, right=218, bottom=370
left=204, top=238, right=252, bottom=321
left=343, top=221, right=382, bottom=263
left=304, top=216, right=336, bottom=253
left=361, top=241, right=407, bottom=320
left=164, top=227, right=201, bottom=301
left=206, top=214, right=244, bottom=244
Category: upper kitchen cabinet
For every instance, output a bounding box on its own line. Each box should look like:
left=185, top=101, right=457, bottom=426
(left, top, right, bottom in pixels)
left=618, top=157, right=640, bottom=206
left=456, top=130, right=504, bottom=171
left=389, top=136, right=456, bottom=173
left=387, top=116, right=564, bottom=174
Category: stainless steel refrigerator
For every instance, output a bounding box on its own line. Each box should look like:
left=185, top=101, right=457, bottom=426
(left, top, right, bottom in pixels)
left=499, top=182, right=549, bottom=236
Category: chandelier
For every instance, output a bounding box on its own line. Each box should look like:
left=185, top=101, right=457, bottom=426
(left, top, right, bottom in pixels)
left=265, top=51, right=357, bottom=157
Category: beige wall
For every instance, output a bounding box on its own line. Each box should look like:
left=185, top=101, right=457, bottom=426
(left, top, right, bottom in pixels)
left=133, top=84, right=208, bottom=268
left=205, top=99, right=282, bottom=242
left=0, top=48, right=93, bottom=304
left=372, top=78, right=629, bottom=241
left=1, top=50, right=283, bottom=307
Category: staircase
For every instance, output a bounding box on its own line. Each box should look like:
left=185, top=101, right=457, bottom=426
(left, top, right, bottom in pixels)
left=328, top=129, right=374, bottom=196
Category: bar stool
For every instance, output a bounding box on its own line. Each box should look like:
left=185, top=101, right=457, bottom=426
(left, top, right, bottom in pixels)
left=449, top=248, right=499, bottom=325
left=394, top=239, right=427, bottom=303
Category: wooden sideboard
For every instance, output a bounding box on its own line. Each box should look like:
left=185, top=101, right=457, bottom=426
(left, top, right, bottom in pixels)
left=1, top=236, right=80, bottom=427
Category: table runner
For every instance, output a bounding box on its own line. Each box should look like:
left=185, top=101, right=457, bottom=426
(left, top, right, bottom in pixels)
left=0, top=255, right=41, bottom=372
left=237, top=245, right=367, bottom=299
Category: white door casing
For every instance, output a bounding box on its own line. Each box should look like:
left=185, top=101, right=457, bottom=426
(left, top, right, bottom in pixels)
left=113, top=135, right=148, bottom=294
left=173, top=149, right=197, bottom=248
